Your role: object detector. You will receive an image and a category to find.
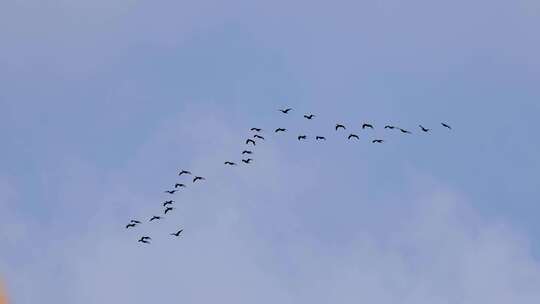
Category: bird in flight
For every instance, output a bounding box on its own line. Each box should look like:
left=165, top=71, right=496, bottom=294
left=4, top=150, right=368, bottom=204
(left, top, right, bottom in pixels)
left=441, top=122, right=452, bottom=130
left=126, top=223, right=136, bottom=229
left=362, top=123, right=374, bottom=129
left=193, top=176, right=206, bottom=183
left=348, top=134, right=359, bottom=140
left=165, top=190, right=179, bottom=194
left=298, top=135, right=307, bottom=140
left=171, top=229, right=183, bottom=237
left=336, top=124, right=346, bottom=130
left=384, top=125, right=396, bottom=129
left=242, top=158, right=253, bottom=164
left=254, top=135, right=265, bottom=140
left=138, top=236, right=151, bottom=244
left=419, top=125, right=430, bottom=132
left=279, top=108, right=293, bottom=114
left=130, top=220, right=141, bottom=224
left=316, top=136, right=326, bottom=140
left=174, top=183, right=186, bottom=188
left=304, top=114, right=315, bottom=120
left=372, top=139, right=384, bottom=143
left=224, top=161, right=237, bottom=166
left=251, top=128, right=262, bottom=132
left=275, top=128, right=287, bottom=133
left=246, top=139, right=256, bottom=146
left=163, top=200, right=174, bottom=207
left=399, top=128, right=412, bottom=134
left=242, top=150, right=253, bottom=155
left=178, top=170, right=192, bottom=176
left=149, top=216, right=162, bottom=222
left=164, top=207, right=174, bottom=214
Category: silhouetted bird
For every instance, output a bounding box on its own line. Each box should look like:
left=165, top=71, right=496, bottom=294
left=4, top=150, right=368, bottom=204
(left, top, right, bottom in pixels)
left=419, top=125, right=430, bottom=132
left=165, top=190, right=179, bottom=194
left=178, top=170, right=192, bottom=176
left=164, top=207, right=174, bottom=214
left=348, top=134, right=359, bottom=140
left=372, top=139, right=384, bottom=143
left=254, top=135, right=265, bottom=140
left=304, top=114, right=315, bottom=120
left=251, top=128, right=262, bottom=132
left=279, top=108, right=293, bottom=114
left=171, top=229, right=183, bottom=237
left=149, top=216, right=162, bottom=222
left=126, top=223, right=136, bottom=229
left=174, top=183, right=186, bottom=188
left=138, top=237, right=151, bottom=244
left=316, top=136, right=326, bottom=140
left=246, top=139, right=256, bottom=146
left=298, top=135, right=307, bottom=140
left=242, top=158, right=253, bottom=164
left=242, top=150, right=253, bottom=155
left=384, top=125, right=396, bottom=129
left=193, top=176, right=206, bottom=183
left=130, top=220, right=141, bottom=224
left=275, top=128, right=287, bottom=133
left=224, top=161, right=237, bottom=166
left=336, top=124, right=346, bottom=130
left=441, top=123, right=452, bottom=129
left=399, top=128, right=412, bottom=134
left=362, top=123, right=374, bottom=129
left=163, top=200, right=174, bottom=207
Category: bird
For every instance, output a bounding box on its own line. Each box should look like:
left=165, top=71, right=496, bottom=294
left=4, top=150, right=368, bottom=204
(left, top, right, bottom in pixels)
left=224, top=161, right=237, bottom=166
left=399, top=128, right=412, bottom=134
left=441, top=122, right=452, bottom=130
left=165, top=190, right=179, bottom=194
left=174, top=183, right=186, bottom=188
left=164, top=207, right=174, bottom=214
left=419, top=125, right=430, bottom=132
left=138, top=237, right=151, bottom=244
left=348, top=134, right=359, bottom=140
left=171, top=229, right=183, bottom=237
left=178, top=170, right=192, bottom=176
left=163, top=200, right=174, bottom=207
left=193, top=176, right=206, bottom=183
left=384, top=125, right=396, bottom=129
left=275, top=128, right=287, bottom=133
left=246, top=139, right=256, bottom=146
left=251, top=128, right=262, bottom=132
left=336, top=124, right=346, bottom=130
left=242, top=150, right=253, bottom=155
left=362, top=123, right=374, bottom=129
left=149, top=216, right=162, bottom=222
left=279, top=108, right=292, bottom=114
left=304, top=114, right=315, bottom=120
left=372, top=139, right=384, bottom=143
left=126, top=223, right=136, bottom=229
left=298, top=135, right=307, bottom=140
left=316, top=136, right=326, bottom=140
left=130, top=220, right=141, bottom=224
left=254, top=135, right=265, bottom=140
left=242, top=158, right=253, bottom=164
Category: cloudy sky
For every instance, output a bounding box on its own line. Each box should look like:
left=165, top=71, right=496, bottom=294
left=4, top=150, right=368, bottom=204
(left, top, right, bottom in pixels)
left=1, top=0, right=540, bottom=302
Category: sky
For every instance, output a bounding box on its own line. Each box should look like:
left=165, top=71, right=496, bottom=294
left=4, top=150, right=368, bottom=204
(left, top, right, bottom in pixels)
left=1, top=0, right=540, bottom=302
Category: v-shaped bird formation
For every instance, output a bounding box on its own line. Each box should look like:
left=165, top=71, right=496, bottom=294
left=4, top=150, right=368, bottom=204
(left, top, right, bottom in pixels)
left=125, top=107, right=453, bottom=244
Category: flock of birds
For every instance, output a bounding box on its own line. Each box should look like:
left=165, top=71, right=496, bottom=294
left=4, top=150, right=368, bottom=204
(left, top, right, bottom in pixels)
left=125, top=108, right=453, bottom=244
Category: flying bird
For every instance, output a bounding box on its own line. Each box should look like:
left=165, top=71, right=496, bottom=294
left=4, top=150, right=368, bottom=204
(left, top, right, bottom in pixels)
left=171, top=229, right=184, bottom=237
left=254, top=135, right=265, bottom=140
left=149, top=216, right=162, bottom=222
left=246, top=139, right=256, bottom=146
left=126, top=223, right=136, bottom=229
left=138, top=237, right=151, bottom=244
left=178, top=170, right=192, bottom=176
left=419, top=125, right=430, bottom=132
left=348, top=134, right=359, bottom=140
left=242, top=158, right=253, bottom=164
left=298, top=135, right=307, bottom=140
left=165, top=190, right=179, bottom=194
left=163, top=200, right=174, bottom=207
left=242, top=150, right=253, bottom=155
left=164, top=207, right=174, bottom=214
left=279, top=108, right=293, bottom=114
left=384, top=125, right=396, bottom=129
left=275, top=128, right=287, bottom=133
left=441, top=123, right=452, bottom=130
left=304, top=114, right=315, bottom=120
left=174, top=183, right=186, bottom=188
left=193, top=176, right=206, bottom=183
left=372, top=139, right=384, bottom=143
left=130, top=220, right=141, bottom=224
left=316, top=136, right=326, bottom=140
left=362, top=123, right=374, bottom=129
left=336, top=124, right=346, bottom=130
left=251, top=128, right=262, bottom=132
left=224, top=161, right=237, bottom=166
left=399, top=128, right=412, bottom=134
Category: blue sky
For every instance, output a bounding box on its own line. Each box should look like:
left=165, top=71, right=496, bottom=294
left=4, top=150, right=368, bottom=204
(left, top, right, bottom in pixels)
left=1, top=0, right=540, bottom=302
